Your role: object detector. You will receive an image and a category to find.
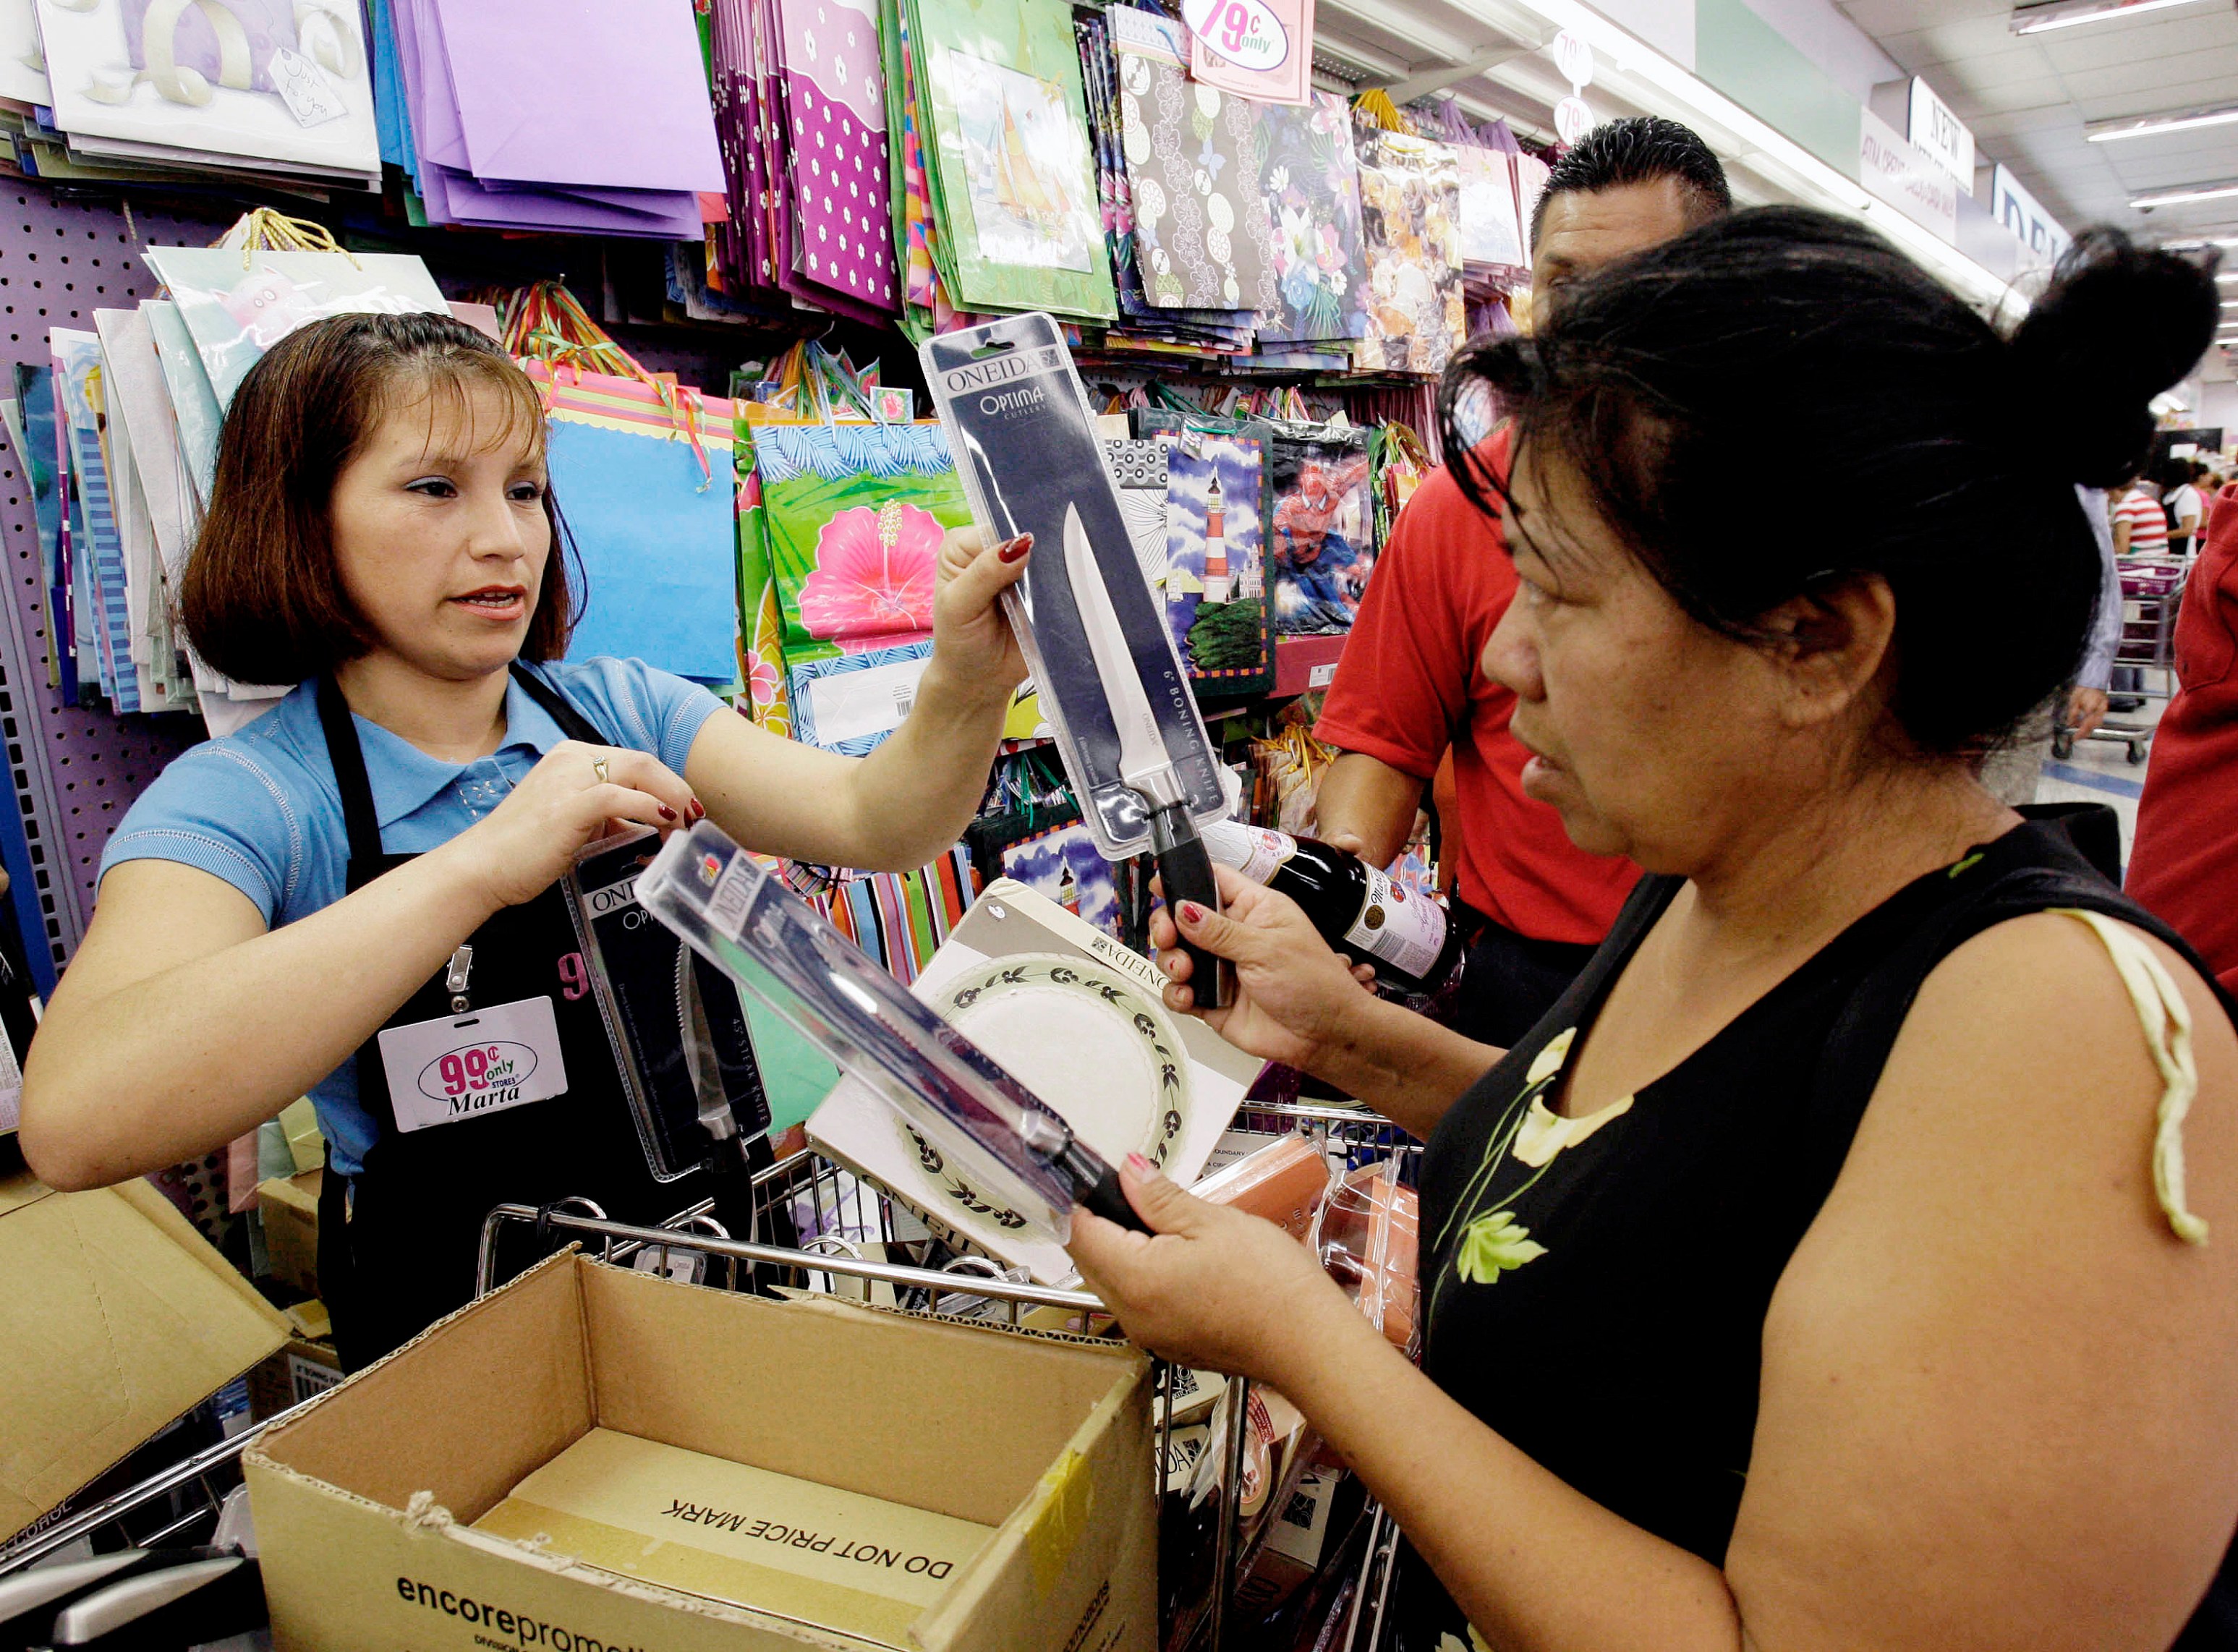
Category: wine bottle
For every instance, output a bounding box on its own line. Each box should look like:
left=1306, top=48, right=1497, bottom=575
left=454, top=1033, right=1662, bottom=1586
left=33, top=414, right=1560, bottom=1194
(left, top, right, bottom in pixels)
left=1199, top=820, right=1462, bottom=995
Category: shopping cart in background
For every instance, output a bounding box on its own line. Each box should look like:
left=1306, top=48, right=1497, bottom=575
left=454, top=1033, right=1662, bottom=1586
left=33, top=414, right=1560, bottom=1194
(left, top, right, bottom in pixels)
left=0, top=1103, right=1424, bottom=1652
left=2061, top=555, right=2189, bottom=767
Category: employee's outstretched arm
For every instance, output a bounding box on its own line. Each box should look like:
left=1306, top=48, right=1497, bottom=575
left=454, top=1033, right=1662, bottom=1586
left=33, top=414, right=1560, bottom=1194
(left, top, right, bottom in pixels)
left=684, top=529, right=1030, bottom=872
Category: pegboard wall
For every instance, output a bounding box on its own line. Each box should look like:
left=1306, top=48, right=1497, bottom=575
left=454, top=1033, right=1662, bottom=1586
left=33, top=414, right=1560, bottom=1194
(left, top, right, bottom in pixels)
left=0, top=189, right=238, bottom=979
left=0, top=182, right=829, bottom=981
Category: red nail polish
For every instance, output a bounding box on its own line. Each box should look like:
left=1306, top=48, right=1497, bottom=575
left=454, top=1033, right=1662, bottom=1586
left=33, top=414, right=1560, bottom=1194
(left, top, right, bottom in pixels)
left=999, top=533, right=1033, bottom=563
left=689, top=799, right=705, bottom=821
left=1178, top=902, right=1204, bottom=924
left=658, top=805, right=678, bottom=821
left=1126, top=1153, right=1154, bottom=1175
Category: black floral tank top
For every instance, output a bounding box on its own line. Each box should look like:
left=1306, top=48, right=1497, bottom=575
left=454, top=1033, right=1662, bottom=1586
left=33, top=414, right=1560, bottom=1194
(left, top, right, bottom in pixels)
left=1395, top=814, right=2237, bottom=1651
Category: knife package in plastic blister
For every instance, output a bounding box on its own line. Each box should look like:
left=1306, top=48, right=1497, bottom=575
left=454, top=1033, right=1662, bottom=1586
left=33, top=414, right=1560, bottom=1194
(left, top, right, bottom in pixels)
left=632, top=821, right=1149, bottom=1241
left=563, top=827, right=774, bottom=1183
left=922, top=314, right=1230, bottom=860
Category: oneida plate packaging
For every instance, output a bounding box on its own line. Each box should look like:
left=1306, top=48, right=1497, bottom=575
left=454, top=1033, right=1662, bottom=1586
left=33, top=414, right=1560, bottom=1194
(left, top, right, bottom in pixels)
left=922, top=314, right=1229, bottom=859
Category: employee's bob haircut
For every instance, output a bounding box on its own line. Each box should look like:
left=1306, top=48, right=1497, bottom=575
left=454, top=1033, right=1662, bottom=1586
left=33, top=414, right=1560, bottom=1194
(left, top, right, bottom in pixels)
left=181, top=310, right=575, bottom=686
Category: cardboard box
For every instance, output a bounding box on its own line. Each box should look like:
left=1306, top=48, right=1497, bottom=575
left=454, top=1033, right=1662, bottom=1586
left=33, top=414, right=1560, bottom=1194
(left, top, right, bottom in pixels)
left=248, top=1336, right=346, bottom=1423
left=257, top=1167, right=323, bottom=1297
left=247, top=1253, right=1156, bottom=1652
left=0, top=1172, right=292, bottom=1544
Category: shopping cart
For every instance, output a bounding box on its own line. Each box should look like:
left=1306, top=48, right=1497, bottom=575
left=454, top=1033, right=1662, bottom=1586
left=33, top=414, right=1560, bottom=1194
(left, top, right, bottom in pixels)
left=2062, top=555, right=2189, bottom=766
left=1, top=1104, right=1422, bottom=1652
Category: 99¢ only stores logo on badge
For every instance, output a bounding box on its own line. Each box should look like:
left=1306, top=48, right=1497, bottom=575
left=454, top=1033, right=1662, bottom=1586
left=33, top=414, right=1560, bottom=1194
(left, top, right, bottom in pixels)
left=420, top=1039, right=542, bottom=1116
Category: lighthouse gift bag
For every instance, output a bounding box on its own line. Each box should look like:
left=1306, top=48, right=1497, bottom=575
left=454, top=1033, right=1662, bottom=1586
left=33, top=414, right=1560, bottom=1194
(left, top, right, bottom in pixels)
left=1133, top=409, right=1274, bottom=698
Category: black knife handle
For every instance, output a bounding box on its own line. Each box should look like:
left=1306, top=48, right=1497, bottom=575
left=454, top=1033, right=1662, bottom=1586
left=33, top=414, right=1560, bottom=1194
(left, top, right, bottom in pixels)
left=1149, top=806, right=1234, bottom=1011
left=1062, top=1140, right=1152, bottom=1234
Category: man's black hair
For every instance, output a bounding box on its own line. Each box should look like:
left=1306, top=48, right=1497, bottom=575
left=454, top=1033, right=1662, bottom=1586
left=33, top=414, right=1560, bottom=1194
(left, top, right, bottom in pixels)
left=1530, top=116, right=1733, bottom=247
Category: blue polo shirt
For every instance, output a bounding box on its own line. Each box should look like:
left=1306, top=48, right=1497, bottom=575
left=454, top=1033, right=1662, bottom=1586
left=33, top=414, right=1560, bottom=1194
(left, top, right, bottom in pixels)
left=100, top=656, right=726, bottom=1175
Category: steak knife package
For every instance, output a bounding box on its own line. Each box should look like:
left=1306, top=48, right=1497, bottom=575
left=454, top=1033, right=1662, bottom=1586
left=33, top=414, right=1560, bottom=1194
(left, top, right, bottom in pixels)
left=922, top=313, right=1230, bottom=859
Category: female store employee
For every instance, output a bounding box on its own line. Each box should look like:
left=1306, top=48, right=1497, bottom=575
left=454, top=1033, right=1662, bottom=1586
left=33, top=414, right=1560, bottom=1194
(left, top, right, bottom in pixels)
left=18, top=312, right=1029, bottom=1369
left=1071, top=216, right=2238, bottom=1651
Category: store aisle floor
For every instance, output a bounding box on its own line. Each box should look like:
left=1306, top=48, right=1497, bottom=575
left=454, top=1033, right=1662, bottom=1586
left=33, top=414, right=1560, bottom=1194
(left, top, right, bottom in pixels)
left=2032, top=697, right=2166, bottom=870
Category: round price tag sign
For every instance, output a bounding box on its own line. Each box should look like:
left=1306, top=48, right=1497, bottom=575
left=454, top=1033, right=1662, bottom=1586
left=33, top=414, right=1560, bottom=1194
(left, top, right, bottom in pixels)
left=1553, top=29, right=1594, bottom=89
left=1180, top=0, right=1290, bottom=72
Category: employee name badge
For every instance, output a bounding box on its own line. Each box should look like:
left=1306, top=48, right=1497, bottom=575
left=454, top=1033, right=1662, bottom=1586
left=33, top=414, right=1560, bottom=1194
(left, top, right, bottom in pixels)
left=377, top=997, right=570, bottom=1133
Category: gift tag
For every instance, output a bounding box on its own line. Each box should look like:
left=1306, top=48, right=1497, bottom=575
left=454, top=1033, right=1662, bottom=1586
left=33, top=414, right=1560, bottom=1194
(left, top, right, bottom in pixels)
left=377, top=996, right=569, bottom=1133
left=268, top=46, right=346, bottom=128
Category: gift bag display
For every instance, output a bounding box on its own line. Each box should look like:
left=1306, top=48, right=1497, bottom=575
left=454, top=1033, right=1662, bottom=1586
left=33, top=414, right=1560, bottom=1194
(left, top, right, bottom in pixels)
left=1136, top=406, right=1276, bottom=694
left=1352, top=124, right=1465, bottom=377
left=733, top=416, right=792, bottom=738
left=996, top=816, right=1120, bottom=938
left=911, top=0, right=1115, bottom=321
left=34, top=0, right=380, bottom=182
left=1266, top=422, right=1374, bottom=633
left=525, top=362, right=741, bottom=686
left=754, top=420, right=966, bottom=656
left=1165, top=428, right=1275, bottom=694
left=1255, top=91, right=1371, bottom=351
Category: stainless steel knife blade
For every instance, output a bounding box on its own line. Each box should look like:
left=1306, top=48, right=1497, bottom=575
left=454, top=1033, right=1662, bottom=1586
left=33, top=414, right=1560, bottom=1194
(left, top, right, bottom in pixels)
left=1062, top=501, right=1183, bottom=810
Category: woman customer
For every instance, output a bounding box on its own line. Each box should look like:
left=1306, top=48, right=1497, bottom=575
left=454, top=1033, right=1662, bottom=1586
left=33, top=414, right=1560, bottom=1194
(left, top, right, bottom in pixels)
left=1068, top=214, right=2238, bottom=1651
left=18, top=312, right=1030, bottom=1369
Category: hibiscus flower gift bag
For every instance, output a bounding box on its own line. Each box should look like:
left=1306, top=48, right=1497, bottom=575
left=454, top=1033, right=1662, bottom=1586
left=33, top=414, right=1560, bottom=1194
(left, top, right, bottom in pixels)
left=750, top=418, right=974, bottom=754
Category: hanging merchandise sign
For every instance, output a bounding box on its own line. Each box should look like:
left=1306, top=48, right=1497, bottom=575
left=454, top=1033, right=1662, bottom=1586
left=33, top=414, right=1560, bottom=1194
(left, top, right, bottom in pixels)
left=1992, top=163, right=2072, bottom=272
left=1907, top=76, right=1975, bottom=192
left=1183, top=0, right=1314, bottom=106
left=1552, top=30, right=1592, bottom=88
left=1860, top=108, right=1957, bottom=244
left=1549, top=30, right=1592, bottom=146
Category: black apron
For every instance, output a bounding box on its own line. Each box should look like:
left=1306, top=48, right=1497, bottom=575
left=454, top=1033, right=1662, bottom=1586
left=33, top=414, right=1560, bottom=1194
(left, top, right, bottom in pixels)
left=314, top=664, right=709, bottom=1371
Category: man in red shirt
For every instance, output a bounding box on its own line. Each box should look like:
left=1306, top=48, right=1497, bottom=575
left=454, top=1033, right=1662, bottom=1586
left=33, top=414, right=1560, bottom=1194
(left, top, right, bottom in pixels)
left=2127, top=476, right=2238, bottom=995
left=1315, top=118, right=1732, bottom=1045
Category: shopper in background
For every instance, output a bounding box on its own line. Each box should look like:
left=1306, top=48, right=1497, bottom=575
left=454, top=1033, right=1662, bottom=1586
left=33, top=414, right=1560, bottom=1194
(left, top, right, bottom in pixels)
left=17, top=312, right=1032, bottom=1369
left=2131, top=467, right=2238, bottom=995
left=2109, top=469, right=2167, bottom=709
left=1075, top=218, right=2237, bottom=1651
left=2165, top=458, right=2206, bottom=557
left=2114, top=467, right=2170, bottom=555
left=1312, top=116, right=1732, bottom=1047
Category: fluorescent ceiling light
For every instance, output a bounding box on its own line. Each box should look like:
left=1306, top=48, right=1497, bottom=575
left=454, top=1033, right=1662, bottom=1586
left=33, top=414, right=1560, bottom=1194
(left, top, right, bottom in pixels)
left=2132, top=180, right=2238, bottom=208
left=2015, top=0, right=2213, bottom=33
left=1484, top=0, right=2018, bottom=312
left=2088, top=102, right=2238, bottom=142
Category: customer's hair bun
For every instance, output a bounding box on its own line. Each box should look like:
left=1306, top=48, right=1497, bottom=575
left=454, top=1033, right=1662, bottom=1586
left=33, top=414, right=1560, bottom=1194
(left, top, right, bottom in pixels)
left=2010, top=228, right=2222, bottom=487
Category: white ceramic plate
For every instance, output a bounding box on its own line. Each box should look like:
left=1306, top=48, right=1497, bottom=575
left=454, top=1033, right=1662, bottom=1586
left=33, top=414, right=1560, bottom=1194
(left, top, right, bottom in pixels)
left=895, top=953, right=1196, bottom=1230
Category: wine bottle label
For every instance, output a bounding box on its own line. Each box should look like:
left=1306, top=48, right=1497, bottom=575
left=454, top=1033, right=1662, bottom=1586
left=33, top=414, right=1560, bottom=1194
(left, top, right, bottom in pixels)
left=1230, top=825, right=1296, bottom=882
left=1201, top=819, right=1296, bottom=882
left=1345, top=867, right=1447, bottom=980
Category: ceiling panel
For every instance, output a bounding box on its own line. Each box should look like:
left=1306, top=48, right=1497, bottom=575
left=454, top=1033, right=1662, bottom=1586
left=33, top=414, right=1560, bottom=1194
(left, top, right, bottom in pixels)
left=1840, top=0, right=2007, bottom=32
left=1839, top=0, right=2238, bottom=233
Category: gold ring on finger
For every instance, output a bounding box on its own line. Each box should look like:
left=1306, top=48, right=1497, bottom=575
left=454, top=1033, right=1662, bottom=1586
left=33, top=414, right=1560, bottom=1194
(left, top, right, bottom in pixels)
left=592, top=756, right=610, bottom=785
